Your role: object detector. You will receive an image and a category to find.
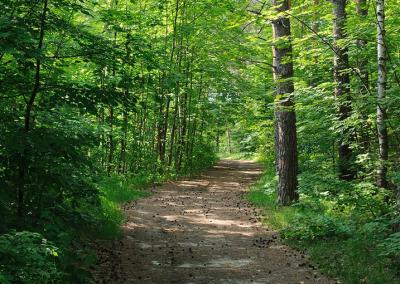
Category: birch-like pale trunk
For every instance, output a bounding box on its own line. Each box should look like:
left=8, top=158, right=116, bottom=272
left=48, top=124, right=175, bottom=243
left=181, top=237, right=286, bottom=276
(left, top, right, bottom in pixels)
left=376, top=0, right=389, bottom=188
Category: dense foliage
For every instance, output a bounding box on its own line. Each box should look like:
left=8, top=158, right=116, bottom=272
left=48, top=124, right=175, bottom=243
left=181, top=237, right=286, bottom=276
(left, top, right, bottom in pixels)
left=1, top=0, right=400, bottom=282
left=235, top=0, right=400, bottom=282
left=0, top=0, right=248, bottom=281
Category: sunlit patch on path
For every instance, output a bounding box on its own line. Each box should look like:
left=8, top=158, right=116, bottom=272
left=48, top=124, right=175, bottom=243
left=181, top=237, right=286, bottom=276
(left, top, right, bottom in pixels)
left=95, top=160, right=333, bottom=284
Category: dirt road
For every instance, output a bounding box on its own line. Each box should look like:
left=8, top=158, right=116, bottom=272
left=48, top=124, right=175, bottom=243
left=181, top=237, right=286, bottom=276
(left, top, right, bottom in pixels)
left=95, top=160, right=333, bottom=284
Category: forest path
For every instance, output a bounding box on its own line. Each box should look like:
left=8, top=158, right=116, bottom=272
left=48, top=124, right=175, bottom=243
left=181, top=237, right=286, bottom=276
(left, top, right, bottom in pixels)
left=95, top=160, right=333, bottom=284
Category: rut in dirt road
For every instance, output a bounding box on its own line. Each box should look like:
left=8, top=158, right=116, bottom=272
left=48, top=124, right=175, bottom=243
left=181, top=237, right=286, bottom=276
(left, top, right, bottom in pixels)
left=95, top=160, right=333, bottom=284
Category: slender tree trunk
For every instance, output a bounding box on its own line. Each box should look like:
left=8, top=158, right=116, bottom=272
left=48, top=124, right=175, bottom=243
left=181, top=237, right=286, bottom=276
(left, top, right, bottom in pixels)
left=107, top=26, right=118, bottom=176
left=119, top=35, right=131, bottom=174
left=178, top=90, right=188, bottom=171
left=162, top=97, right=171, bottom=164
left=376, top=0, right=389, bottom=188
left=216, top=131, right=220, bottom=152
left=119, top=103, right=128, bottom=174
left=107, top=106, right=114, bottom=176
left=99, top=107, right=106, bottom=167
left=157, top=93, right=165, bottom=162
left=157, top=0, right=169, bottom=164
left=184, top=80, right=193, bottom=169
left=332, top=0, right=355, bottom=180
left=157, top=74, right=165, bottom=162
left=18, top=0, right=48, bottom=219
left=168, top=94, right=179, bottom=166
left=226, top=126, right=232, bottom=154
left=356, top=0, right=369, bottom=92
left=271, top=0, right=298, bottom=205
left=25, top=0, right=47, bottom=133
left=356, top=0, right=371, bottom=154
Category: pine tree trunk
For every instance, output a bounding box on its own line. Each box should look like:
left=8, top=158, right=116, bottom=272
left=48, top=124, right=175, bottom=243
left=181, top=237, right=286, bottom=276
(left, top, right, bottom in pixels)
left=271, top=0, right=298, bottom=205
left=332, top=0, right=355, bottom=180
left=376, top=0, right=389, bottom=188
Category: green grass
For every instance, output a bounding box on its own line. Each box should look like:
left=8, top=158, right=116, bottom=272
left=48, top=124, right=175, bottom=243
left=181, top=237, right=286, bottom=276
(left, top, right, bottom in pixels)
left=100, top=174, right=152, bottom=204
left=218, top=151, right=256, bottom=160
left=305, top=239, right=395, bottom=284
left=96, top=175, right=152, bottom=239
left=247, top=190, right=299, bottom=230
left=247, top=168, right=400, bottom=284
left=246, top=171, right=299, bottom=230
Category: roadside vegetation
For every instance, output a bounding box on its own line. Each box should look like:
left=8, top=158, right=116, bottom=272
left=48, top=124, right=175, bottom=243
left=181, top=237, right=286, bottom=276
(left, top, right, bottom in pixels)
left=2, top=0, right=400, bottom=283
left=246, top=158, right=399, bottom=283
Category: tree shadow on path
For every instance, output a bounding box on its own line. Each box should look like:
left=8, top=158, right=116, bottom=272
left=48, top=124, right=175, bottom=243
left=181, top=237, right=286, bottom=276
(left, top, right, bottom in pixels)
left=95, top=160, right=334, bottom=284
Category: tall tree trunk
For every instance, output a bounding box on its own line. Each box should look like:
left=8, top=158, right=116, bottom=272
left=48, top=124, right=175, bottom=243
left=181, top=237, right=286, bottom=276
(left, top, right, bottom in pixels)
left=271, top=0, right=298, bottom=205
left=99, top=107, right=106, bottom=167
left=226, top=126, right=232, bottom=154
left=162, top=96, right=171, bottom=164
left=356, top=0, right=371, bottom=155
left=332, top=0, right=355, bottom=180
left=18, top=0, right=48, bottom=219
left=168, top=94, right=179, bottom=166
left=106, top=2, right=118, bottom=176
left=157, top=75, right=165, bottom=162
left=25, top=0, right=48, bottom=133
left=216, top=131, right=220, bottom=152
left=107, top=106, right=114, bottom=176
left=356, top=0, right=369, bottom=92
left=376, top=0, right=389, bottom=188
left=119, top=33, right=132, bottom=174
left=119, top=103, right=128, bottom=174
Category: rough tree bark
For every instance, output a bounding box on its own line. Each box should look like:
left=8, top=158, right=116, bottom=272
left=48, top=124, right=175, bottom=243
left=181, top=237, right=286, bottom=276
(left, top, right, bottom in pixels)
left=271, top=0, right=298, bottom=205
left=376, top=0, right=389, bottom=188
left=332, top=0, right=355, bottom=180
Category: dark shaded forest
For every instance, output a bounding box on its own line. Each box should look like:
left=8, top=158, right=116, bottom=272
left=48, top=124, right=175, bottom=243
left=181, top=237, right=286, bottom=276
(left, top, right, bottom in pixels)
left=1, top=0, right=399, bottom=283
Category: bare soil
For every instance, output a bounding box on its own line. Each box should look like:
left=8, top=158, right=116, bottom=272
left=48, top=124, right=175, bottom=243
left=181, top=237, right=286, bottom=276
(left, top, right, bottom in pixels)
left=94, top=160, right=334, bottom=284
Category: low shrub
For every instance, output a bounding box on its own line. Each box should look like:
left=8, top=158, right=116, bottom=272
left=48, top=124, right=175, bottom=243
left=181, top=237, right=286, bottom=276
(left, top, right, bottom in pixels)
left=0, top=231, right=62, bottom=284
left=247, top=167, right=400, bottom=283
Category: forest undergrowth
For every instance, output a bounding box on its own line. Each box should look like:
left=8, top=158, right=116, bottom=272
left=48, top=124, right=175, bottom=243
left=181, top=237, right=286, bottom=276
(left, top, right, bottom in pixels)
left=2, top=0, right=400, bottom=283
left=247, top=158, right=400, bottom=284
